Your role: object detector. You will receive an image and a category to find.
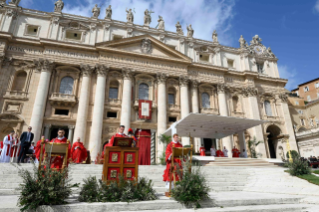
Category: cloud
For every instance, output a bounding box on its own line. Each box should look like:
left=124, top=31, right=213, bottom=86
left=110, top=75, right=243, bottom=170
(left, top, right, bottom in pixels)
left=63, top=0, right=236, bottom=45
left=315, top=0, right=319, bottom=13
left=277, top=65, right=299, bottom=90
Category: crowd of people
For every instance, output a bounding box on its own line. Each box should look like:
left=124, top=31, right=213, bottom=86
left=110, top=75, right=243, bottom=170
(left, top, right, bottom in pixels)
left=301, top=156, right=319, bottom=168
left=0, top=126, right=88, bottom=167
left=207, top=145, right=248, bottom=158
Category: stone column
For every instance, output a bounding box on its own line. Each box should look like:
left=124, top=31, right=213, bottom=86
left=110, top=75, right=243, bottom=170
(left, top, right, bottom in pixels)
left=73, top=64, right=94, bottom=145
left=151, top=129, right=156, bottom=164
left=240, top=52, right=249, bottom=71
left=217, top=84, right=232, bottom=157
left=30, top=59, right=55, bottom=142
left=44, top=124, right=51, bottom=140
left=180, top=76, right=190, bottom=145
left=120, top=68, right=133, bottom=134
left=191, top=80, right=201, bottom=152
left=157, top=73, right=167, bottom=159
left=238, top=131, right=246, bottom=153
left=89, top=64, right=109, bottom=160
left=214, top=48, right=221, bottom=66
left=68, top=125, right=75, bottom=144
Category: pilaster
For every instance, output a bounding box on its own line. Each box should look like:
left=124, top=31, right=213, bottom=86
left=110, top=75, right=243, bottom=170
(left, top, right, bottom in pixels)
left=120, top=68, right=133, bottom=134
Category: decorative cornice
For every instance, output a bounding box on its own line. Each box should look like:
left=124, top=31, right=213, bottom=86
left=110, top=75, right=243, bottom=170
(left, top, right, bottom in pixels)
left=95, top=64, right=109, bottom=77
left=33, top=59, right=55, bottom=73
left=80, top=64, right=94, bottom=77
left=179, top=75, right=189, bottom=86
left=156, top=73, right=167, bottom=84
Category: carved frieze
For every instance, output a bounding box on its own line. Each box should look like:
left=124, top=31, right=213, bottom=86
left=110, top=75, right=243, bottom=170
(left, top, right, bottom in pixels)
left=141, top=39, right=152, bottom=54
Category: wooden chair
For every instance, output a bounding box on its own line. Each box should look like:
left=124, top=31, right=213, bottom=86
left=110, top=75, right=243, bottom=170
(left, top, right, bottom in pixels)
left=38, top=138, right=70, bottom=172
left=167, top=144, right=193, bottom=197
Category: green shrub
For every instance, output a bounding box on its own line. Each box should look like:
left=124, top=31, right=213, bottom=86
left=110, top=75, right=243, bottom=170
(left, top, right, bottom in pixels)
left=171, top=167, right=210, bottom=208
left=286, top=150, right=299, bottom=160
left=16, top=164, right=78, bottom=212
left=158, top=134, right=172, bottom=165
left=248, top=137, right=263, bottom=158
left=79, top=175, right=157, bottom=203
left=78, top=176, right=99, bottom=202
left=288, top=157, right=311, bottom=176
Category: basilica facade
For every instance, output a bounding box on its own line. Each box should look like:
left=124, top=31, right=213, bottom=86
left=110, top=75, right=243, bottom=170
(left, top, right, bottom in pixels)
left=0, top=1, right=298, bottom=162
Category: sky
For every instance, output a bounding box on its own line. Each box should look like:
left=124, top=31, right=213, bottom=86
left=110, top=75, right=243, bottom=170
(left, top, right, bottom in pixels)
left=16, top=0, right=319, bottom=90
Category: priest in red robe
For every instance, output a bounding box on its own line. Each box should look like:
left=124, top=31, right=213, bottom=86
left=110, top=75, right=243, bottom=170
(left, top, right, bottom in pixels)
left=48, top=129, right=71, bottom=169
left=216, top=147, right=224, bottom=157
left=101, top=125, right=128, bottom=160
left=163, top=134, right=183, bottom=188
left=199, top=145, right=206, bottom=156
left=71, top=137, right=87, bottom=163
left=10, top=132, right=21, bottom=162
left=232, top=146, right=240, bottom=158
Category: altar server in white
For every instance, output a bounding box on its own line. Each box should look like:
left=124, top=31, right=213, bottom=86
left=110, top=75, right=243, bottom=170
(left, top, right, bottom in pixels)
left=0, top=131, right=16, bottom=163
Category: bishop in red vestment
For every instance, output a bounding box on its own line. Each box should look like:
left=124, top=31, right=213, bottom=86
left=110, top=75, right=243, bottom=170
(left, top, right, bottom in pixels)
left=71, top=137, right=87, bottom=163
left=10, top=133, right=21, bottom=159
left=232, top=146, right=240, bottom=158
left=48, top=129, right=71, bottom=169
left=216, top=148, right=224, bottom=157
left=101, top=125, right=127, bottom=160
left=163, top=134, right=183, bottom=184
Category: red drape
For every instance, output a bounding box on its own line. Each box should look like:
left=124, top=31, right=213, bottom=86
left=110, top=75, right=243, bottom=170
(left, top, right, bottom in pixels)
left=135, top=130, right=151, bottom=165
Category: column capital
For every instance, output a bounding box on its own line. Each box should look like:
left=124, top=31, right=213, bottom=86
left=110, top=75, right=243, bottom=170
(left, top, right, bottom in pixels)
left=34, top=59, right=55, bottom=73
left=242, top=87, right=258, bottom=97
left=216, top=84, right=226, bottom=94
left=156, top=73, right=167, bottom=84
left=80, top=64, right=95, bottom=77
left=179, top=75, right=189, bottom=86
left=68, top=125, right=75, bottom=130
left=44, top=124, right=52, bottom=128
left=121, top=67, right=133, bottom=80
left=95, top=64, right=109, bottom=77
left=192, top=80, right=199, bottom=89
left=214, top=47, right=220, bottom=53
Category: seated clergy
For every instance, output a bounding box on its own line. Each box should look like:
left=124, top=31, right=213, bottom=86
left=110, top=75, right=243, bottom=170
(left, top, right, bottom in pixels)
left=216, top=147, right=224, bottom=157
left=163, top=134, right=183, bottom=188
left=210, top=145, right=216, bottom=156
left=223, top=146, right=228, bottom=157
left=240, top=149, right=248, bottom=158
left=232, top=146, right=240, bottom=158
left=71, top=137, right=88, bottom=163
left=48, top=129, right=71, bottom=169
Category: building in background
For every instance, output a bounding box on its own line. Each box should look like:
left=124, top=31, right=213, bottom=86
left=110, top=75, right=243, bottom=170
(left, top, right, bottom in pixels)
left=0, top=1, right=298, bottom=162
left=288, top=78, right=319, bottom=158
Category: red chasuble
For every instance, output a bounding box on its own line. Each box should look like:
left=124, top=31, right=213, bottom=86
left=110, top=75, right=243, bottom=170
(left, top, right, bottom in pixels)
left=199, top=147, right=206, bottom=156
left=101, top=133, right=127, bottom=159
left=35, top=139, right=43, bottom=160
left=10, top=139, right=20, bottom=158
left=162, top=141, right=183, bottom=182
left=232, top=148, right=240, bottom=158
left=48, top=137, right=71, bottom=169
left=71, top=141, right=87, bottom=163
left=216, top=150, right=224, bottom=157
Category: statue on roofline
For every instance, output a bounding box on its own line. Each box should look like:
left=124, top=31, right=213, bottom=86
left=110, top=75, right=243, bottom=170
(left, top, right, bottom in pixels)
left=212, top=30, right=218, bottom=43
left=54, top=0, right=64, bottom=13
left=239, top=35, right=247, bottom=49
left=176, top=21, right=183, bottom=35
left=92, top=4, right=100, bottom=18
left=144, top=9, right=153, bottom=26
left=10, top=0, right=21, bottom=6
left=187, top=24, right=194, bottom=38
left=126, top=8, right=134, bottom=23
left=105, top=5, right=112, bottom=19
left=157, top=16, right=165, bottom=30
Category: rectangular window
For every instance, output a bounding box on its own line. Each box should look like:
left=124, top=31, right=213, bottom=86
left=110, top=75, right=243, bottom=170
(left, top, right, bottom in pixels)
left=169, top=117, right=177, bottom=122
left=301, top=119, right=305, bottom=126
left=65, top=30, right=82, bottom=41
left=199, top=54, right=209, bottom=62
left=296, top=91, right=299, bottom=96
left=257, top=63, right=264, bottom=73
left=168, top=94, right=175, bottom=105
left=304, top=86, right=309, bottom=92
left=298, top=110, right=303, bottom=114
left=227, top=59, right=234, bottom=68
left=109, top=88, right=118, bottom=99
left=295, top=101, right=299, bottom=105
left=113, top=35, right=123, bottom=41
left=55, top=109, right=69, bottom=116
left=25, top=25, right=40, bottom=37
left=307, top=95, right=311, bottom=101
left=107, top=112, right=117, bottom=118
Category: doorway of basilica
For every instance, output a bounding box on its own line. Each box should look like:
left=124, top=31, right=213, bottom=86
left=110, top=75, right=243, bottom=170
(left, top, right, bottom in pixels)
left=266, top=125, right=281, bottom=159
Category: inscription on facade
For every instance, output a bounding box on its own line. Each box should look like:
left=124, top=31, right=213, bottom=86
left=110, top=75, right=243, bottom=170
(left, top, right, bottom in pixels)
left=7, top=45, right=43, bottom=54
left=44, top=49, right=99, bottom=60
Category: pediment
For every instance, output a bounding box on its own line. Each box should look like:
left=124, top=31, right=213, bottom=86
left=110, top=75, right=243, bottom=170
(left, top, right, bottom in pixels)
left=96, top=35, right=191, bottom=62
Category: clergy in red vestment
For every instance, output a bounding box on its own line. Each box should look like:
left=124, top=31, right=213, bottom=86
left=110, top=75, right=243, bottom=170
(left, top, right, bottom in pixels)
left=48, top=129, right=71, bottom=169
left=0, top=140, right=3, bottom=154
left=128, top=128, right=138, bottom=147
left=232, top=146, right=240, bottom=158
left=10, top=132, right=21, bottom=162
left=216, top=148, right=224, bottom=157
left=101, top=125, right=128, bottom=159
left=71, top=137, right=87, bottom=163
left=199, top=145, right=206, bottom=156
left=163, top=134, right=183, bottom=188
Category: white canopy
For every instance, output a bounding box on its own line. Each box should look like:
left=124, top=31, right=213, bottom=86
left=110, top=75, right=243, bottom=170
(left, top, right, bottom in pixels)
left=164, top=113, right=267, bottom=139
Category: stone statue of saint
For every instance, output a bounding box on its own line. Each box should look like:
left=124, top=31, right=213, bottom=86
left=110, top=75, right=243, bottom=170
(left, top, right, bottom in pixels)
left=157, top=16, right=165, bottom=30
left=176, top=21, right=183, bottom=35
left=54, top=0, right=64, bottom=13
left=250, top=34, right=262, bottom=45
left=187, top=24, right=194, bottom=38
left=92, top=4, right=100, bottom=18
left=144, top=9, right=152, bottom=26
left=239, top=35, right=246, bottom=49
left=105, top=5, right=112, bottom=19
left=126, top=8, right=134, bottom=23
left=266, top=47, right=275, bottom=58
left=10, top=0, right=21, bottom=6
left=212, top=30, right=218, bottom=43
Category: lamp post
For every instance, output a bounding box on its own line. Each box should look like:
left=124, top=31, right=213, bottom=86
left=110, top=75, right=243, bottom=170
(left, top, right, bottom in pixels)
left=285, top=138, right=293, bottom=163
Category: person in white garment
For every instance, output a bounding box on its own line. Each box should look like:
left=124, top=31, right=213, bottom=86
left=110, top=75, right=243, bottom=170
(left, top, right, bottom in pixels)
left=240, top=149, right=248, bottom=158
left=0, top=131, right=16, bottom=163
left=210, top=145, right=216, bottom=156
left=223, top=146, right=228, bottom=157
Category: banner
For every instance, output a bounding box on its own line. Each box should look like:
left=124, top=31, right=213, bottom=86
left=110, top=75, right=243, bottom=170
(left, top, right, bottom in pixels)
left=138, top=100, right=152, bottom=120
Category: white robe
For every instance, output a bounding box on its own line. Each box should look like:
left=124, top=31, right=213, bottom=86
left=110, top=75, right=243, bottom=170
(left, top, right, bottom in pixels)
left=210, top=148, right=216, bottom=156
left=241, top=151, right=248, bottom=158
left=223, top=149, right=228, bottom=157
left=0, top=135, right=15, bottom=163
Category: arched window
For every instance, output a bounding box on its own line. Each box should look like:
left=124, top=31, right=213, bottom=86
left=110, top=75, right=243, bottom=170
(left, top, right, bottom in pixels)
left=202, top=92, right=210, bottom=108
left=109, top=80, right=119, bottom=99
left=232, top=96, right=239, bottom=112
left=12, top=72, right=27, bottom=91
left=168, top=87, right=175, bottom=105
left=59, top=77, right=74, bottom=94
left=139, top=83, right=149, bottom=100
left=264, top=100, right=272, bottom=116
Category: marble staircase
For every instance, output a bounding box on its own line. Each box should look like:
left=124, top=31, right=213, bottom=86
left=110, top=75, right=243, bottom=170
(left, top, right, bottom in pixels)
left=206, top=157, right=280, bottom=167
